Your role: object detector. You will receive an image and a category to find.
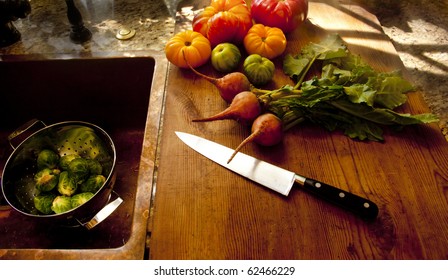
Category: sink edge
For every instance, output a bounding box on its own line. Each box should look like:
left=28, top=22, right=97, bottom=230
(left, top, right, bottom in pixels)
left=0, top=50, right=169, bottom=260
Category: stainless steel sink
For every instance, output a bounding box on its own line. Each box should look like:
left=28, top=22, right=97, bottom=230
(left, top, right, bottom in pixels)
left=0, top=51, right=167, bottom=259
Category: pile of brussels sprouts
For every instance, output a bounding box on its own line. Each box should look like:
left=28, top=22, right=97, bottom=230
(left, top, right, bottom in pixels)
left=33, top=149, right=106, bottom=215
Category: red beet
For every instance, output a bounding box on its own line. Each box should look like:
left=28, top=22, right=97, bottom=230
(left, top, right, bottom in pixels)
left=227, top=113, right=283, bottom=163
left=193, top=91, right=262, bottom=125
left=183, top=51, right=251, bottom=103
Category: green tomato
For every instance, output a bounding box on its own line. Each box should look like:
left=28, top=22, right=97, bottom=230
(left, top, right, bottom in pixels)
left=211, top=43, right=241, bottom=73
left=243, top=54, right=275, bottom=86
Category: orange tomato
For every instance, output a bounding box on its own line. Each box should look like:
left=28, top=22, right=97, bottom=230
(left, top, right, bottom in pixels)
left=243, top=24, right=287, bottom=60
left=165, top=30, right=212, bottom=68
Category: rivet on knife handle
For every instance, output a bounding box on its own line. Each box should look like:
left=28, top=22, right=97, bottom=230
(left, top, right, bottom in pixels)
left=295, top=175, right=379, bottom=220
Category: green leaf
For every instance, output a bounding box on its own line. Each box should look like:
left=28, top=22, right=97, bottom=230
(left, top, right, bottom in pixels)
left=367, top=74, right=414, bottom=109
left=326, top=53, right=377, bottom=84
left=283, top=34, right=348, bottom=81
left=343, top=119, right=384, bottom=141
left=299, top=82, right=345, bottom=107
left=344, top=84, right=377, bottom=106
left=283, top=54, right=310, bottom=79
left=303, top=102, right=385, bottom=141
left=322, top=64, right=352, bottom=85
left=330, top=99, right=439, bottom=125
left=301, top=34, right=348, bottom=60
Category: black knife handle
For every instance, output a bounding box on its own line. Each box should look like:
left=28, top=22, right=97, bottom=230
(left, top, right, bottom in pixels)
left=297, top=178, right=379, bottom=220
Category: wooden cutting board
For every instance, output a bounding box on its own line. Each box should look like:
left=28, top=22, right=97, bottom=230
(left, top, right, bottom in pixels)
left=149, top=0, right=448, bottom=259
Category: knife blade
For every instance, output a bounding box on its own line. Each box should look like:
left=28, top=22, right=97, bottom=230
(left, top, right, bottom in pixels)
left=175, top=131, right=379, bottom=220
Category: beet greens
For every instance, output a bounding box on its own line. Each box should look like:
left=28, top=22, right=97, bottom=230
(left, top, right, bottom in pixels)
left=255, top=34, right=439, bottom=141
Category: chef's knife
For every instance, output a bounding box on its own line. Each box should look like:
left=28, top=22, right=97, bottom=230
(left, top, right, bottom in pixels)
left=175, top=131, right=379, bottom=220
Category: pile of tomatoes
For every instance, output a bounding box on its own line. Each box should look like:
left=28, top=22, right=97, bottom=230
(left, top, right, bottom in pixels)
left=165, top=0, right=308, bottom=78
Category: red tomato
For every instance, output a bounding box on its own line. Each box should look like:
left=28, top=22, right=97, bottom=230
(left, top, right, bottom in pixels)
left=192, top=0, right=253, bottom=47
left=251, top=0, right=308, bottom=33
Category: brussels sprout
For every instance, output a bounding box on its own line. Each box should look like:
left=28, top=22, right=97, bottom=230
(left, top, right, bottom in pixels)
left=59, top=154, right=81, bottom=170
left=37, top=149, right=60, bottom=170
left=34, top=168, right=59, bottom=192
left=51, top=196, right=73, bottom=214
left=71, top=192, right=94, bottom=208
left=34, top=194, right=57, bottom=214
left=52, top=169, right=61, bottom=175
left=57, top=171, right=78, bottom=196
left=68, top=157, right=89, bottom=183
left=80, top=175, right=106, bottom=193
left=87, top=159, right=103, bottom=175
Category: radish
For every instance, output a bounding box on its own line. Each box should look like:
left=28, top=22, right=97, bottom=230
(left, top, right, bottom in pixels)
left=182, top=51, right=251, bottom=103
left=227, top=113, right=283, bottom=163
left=192, top=91, right=262, bottom=125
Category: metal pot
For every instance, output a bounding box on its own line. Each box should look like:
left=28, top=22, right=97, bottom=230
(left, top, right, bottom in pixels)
left=1, top=119, right=122, bottom=229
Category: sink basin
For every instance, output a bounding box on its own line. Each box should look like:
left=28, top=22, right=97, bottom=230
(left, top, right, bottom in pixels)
left=0, top=51, right=167, bottom=259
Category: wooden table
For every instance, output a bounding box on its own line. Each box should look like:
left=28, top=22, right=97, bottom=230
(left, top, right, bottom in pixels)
left=149, top=0, right=448, bottom=259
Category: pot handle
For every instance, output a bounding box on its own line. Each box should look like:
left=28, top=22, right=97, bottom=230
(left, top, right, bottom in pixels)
left=8, top=119, right=46, bottom=149
left=82, top=194, right=123, bottom=230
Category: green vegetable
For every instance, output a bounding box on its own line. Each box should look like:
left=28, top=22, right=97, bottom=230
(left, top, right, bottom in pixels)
left=243, top=54, right=275, bottom=86
left=80, top=175, right=106, bottom=193
left=37, top=149, right=59, bottom=170
left=283, top=34, right=348, bottom=88
left=68, top=158, right=90, bottom=183
left=71, top=192, right=94, bottom=208
left=87, top=159, right=103, bottom=175
left=34, top=194, right=57, bottom=214
left=57, top=171, right=78, bottom=196
left=252, top=34, right=438, bottom=141
left=51, top=196, right=73, bottom=214
left=59, top=154, right=81, bottom=170
left=30, top=148, right=107, bottom=215
left=211, top=43, right=242, bottom=73
left=34, top=168, right=59, bottom=192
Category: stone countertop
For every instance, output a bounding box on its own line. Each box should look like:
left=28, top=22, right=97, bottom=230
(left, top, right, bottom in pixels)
left=1, top=0, right=446, bottom=139
left=360, top=0, right=448, bottom=140
left=0, top=0, right=176, bottom=54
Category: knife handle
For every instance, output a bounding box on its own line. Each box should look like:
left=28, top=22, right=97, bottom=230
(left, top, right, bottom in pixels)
left=297, top=177, right=379, bottom=220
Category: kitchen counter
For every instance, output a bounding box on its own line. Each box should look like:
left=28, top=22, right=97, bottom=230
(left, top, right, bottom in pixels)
left=0, top=0, right=175, bottom=54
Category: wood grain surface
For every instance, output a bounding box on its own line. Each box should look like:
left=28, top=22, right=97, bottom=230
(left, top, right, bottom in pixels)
left=149, top=0, right=448, bottom=259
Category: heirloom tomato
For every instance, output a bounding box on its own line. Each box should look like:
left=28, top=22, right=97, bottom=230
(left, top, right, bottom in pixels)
left=251, top=0, right=308, bottom=33
left=211, top=43, right=242, bottom=73
left=243, top=24, right=287, bottom=60
left=165, top=30, right=211, bottom=68
left=243, top=54, right=275, bottom=86
left=192, top=0, right=252, bottom=47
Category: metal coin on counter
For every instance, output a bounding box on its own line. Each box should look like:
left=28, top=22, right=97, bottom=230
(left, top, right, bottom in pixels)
left=116, top=27, right=136, bottom=40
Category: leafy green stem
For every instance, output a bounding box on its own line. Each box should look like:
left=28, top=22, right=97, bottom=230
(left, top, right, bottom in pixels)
left=294, top=54, right=318, bottom=90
